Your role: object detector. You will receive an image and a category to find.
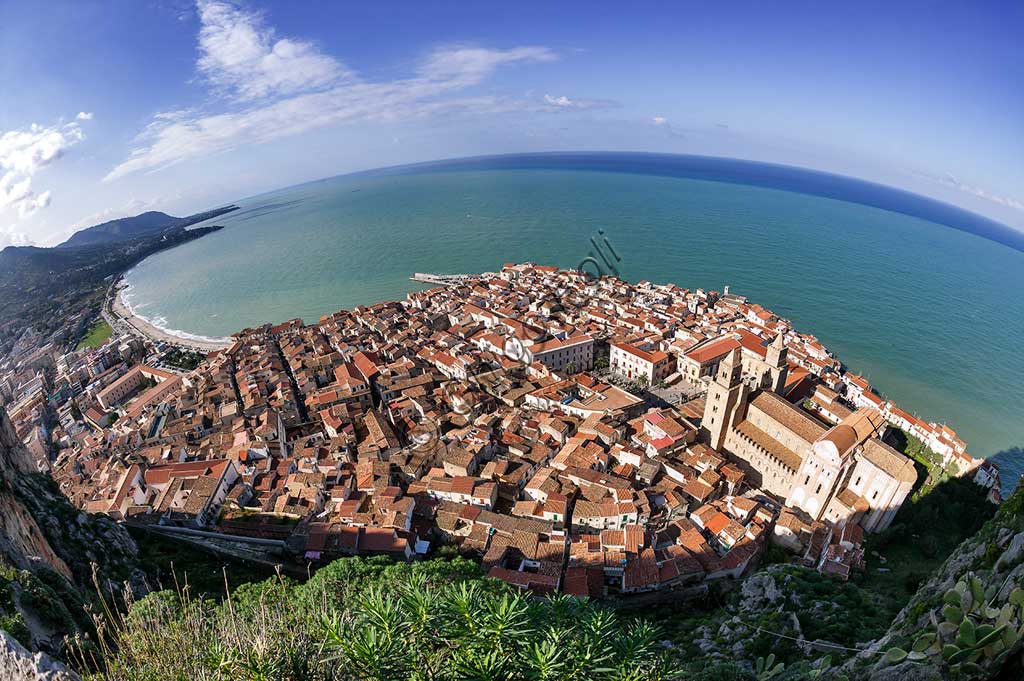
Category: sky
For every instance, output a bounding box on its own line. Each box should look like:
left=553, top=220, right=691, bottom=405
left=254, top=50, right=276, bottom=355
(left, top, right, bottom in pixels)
left=1, top=0, right=1022, bottom=248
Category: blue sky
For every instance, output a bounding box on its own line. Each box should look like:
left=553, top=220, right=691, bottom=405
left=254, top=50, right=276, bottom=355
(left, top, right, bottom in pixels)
left=1, top=0, right=1021, bottom=247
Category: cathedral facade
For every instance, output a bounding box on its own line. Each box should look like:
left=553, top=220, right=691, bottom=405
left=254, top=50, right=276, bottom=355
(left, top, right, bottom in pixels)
left=700, top=344, right=915, bottom=533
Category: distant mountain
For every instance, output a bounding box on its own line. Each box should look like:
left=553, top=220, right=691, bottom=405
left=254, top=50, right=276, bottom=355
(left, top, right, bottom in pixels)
left=0, top=223, right=224, bottom=354
left=57, top=211, right=185, bottom=248
left=57, top=205, right=239, bottom=248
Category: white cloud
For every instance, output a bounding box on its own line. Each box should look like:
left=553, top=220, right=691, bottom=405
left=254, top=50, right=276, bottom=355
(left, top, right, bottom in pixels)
left=419, top=45, right=556, bottom=85
left=937, top=172, right=1024, bottom=213
left=544, top=94, right=574, bottom=108
left=17, top=190, right=51, bottom=218
left=106, top=2, right=560, bottom=181
left=76, top=111, right=94, bottom=121
left=0, top=117, right=88, bottom=219
left=541, top=93, right=615, bottom=111
left=652, top=116, right=668, bottom=125
left=0, top=122, right=84, bottom=177
left=0, top=223, right=34, bottom=249
left=196, top=0, right=350, bottom=101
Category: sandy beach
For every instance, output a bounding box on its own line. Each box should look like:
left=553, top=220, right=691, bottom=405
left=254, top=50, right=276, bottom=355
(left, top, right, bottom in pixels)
left=107, top=278, right=232, bottom=353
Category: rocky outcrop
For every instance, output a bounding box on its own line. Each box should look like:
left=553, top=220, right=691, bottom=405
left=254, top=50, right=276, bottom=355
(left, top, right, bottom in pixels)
left=0, top=630, right=81, bottom=681
left=671, top=563, right=881, bottom=671
left=843, top=489, right=1024, bottom=680
left=2, top=407, right=140, bottom=584
left=739, top=570, right=783, bottom=612
left=0, top=407, right=74, bottom=580
left=1, top=406, right=143, bottom=653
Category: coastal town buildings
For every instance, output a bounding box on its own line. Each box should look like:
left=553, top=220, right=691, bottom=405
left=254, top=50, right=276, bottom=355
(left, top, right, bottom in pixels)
left=609, top=339, right=674, bottom=385
left=0, top=262, right=1002, bottom=597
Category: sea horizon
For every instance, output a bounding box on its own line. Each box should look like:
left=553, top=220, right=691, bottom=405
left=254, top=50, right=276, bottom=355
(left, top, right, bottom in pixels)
left=122, top=152, right=1024, bottom=481
left=231, top=151, right=1024, bottom=254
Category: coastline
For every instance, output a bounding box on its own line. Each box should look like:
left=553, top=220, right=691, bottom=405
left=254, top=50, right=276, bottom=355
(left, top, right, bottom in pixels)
left=106, top=276, right=232, bottom=353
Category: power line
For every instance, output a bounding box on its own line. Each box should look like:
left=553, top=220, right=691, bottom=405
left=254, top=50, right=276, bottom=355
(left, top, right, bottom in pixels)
left=749, top=625, right=882, bottom=656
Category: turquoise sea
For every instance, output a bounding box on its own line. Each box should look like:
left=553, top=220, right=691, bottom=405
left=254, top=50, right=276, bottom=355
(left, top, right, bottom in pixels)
left=123, top=153, right=1024, bottom=483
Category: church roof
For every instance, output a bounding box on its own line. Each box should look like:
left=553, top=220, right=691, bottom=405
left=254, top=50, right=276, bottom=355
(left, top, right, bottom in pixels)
left=820, top=425, right=859, bottom=457
left=834, top=488, right=870, bottom=513
left=685, top=337, right=741, bottom=364
left=843, top=408, right=885, bottom=442
left=861, top=439, right=917, bottom=483
left=820, top=408, right=886, bottom=457
left=734, top=420, right=803, bottom=472
left=748, top=391, right=826, bottom=445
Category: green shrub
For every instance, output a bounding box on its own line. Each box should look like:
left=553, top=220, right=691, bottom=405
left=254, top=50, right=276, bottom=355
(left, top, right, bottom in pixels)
left=678, top=661, right=756, bottom=681
left=76, top=556, right=676, bottom=681
left=0, top=611, right=31, bottom=648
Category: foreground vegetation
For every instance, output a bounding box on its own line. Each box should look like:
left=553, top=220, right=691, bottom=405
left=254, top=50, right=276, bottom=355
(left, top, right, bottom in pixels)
left=841, top=477, right=1024, bottom=680
left=73, top=556, right=676, bottom=681
left=0, top=422, right=1007, bottom=679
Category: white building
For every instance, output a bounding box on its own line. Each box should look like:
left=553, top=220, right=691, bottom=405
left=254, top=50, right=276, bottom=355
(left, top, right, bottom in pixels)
left=610, top=340, right=674, bottom=384
left=526, top=334, right=594, bottom=373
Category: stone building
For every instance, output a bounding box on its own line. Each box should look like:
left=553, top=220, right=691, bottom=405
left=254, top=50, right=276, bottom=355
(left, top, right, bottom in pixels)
left=610, top=339, right=674, bottom=385
left=701, top=347, right=915, bottom=533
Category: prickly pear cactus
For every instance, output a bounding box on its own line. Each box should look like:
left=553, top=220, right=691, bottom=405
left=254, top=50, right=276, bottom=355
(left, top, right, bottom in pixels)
left=884, top=572, right=1024, bottom=678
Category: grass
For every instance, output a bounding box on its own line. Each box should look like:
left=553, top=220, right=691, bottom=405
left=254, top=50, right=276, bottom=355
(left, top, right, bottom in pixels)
left=76, top=319, right=113, bottom=350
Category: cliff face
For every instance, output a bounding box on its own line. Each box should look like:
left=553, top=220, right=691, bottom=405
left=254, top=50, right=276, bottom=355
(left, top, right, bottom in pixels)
left=1, top=407, right=142, bottom=652
left=0, top=411, right=73, bottom=580
left=844, top=486, right=1024, bottom=680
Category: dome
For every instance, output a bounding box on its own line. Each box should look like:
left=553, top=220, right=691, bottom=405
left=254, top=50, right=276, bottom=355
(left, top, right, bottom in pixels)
left=821, top=424, right=858, bottom=456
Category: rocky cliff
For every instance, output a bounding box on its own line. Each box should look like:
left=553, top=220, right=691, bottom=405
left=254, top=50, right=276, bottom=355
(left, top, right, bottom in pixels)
left=1, top=407, right=142, bottom=654
left=0, top=631, right=80, bottom=681
left=0, top=409, right=74, bottom=581
left=842, top=486, right=1024, bottom=680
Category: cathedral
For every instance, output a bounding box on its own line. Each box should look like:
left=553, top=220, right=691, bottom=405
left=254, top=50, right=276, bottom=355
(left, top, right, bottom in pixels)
left=700, top=341, right=916, bottom=533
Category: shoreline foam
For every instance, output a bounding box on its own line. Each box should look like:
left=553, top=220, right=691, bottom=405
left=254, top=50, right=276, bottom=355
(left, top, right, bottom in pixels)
left=111, top=279, right=232, bottom=352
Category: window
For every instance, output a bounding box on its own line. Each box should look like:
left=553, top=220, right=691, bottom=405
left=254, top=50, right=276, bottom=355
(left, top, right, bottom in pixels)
left=815, top=483, right=822, bottom=494
left=855, top=476, right=862, bottom=487
left=804, top=475, right=810, bottom=485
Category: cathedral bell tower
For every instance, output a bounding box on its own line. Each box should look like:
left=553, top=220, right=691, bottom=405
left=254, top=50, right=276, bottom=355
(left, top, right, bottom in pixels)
left=701, top=348, right=746, bottom=451
left=766, top=331, right=789, bottom=394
